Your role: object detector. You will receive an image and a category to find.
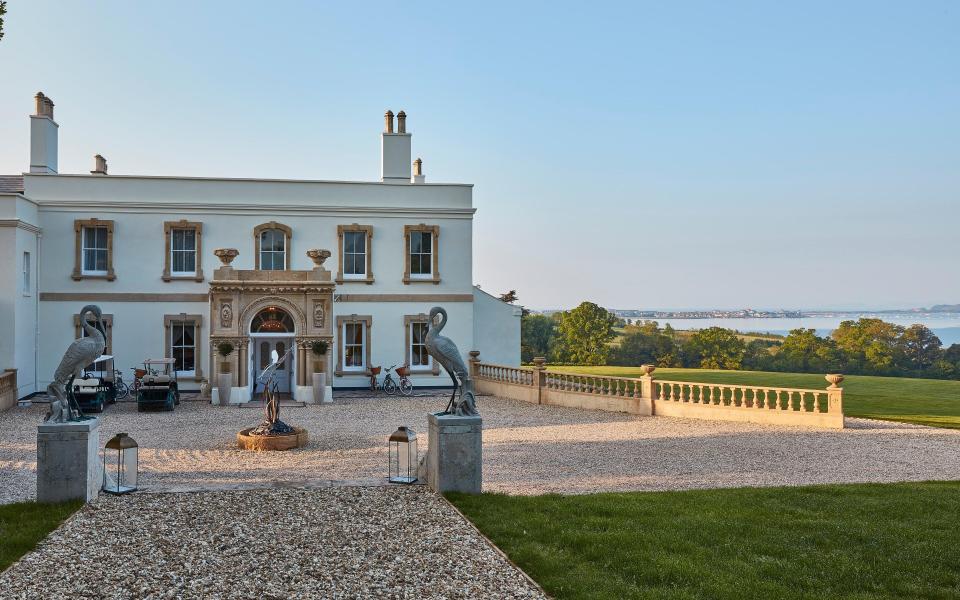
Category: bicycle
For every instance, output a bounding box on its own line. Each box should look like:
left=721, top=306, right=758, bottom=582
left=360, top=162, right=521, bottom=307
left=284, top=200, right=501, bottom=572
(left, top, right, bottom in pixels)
left=113, top=370, right=130, bottom=400
left=381, top=365, right=414, bottom=396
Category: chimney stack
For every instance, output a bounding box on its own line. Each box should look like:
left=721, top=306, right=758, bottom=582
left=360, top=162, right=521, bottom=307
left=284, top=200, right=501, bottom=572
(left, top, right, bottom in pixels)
left=412, top=158, right=425, bottom=184
left=91, top=154, right=108, bottom=175
left=30, top=92, right=59, bottom=174
left=380, top=109, right=411, bottom=184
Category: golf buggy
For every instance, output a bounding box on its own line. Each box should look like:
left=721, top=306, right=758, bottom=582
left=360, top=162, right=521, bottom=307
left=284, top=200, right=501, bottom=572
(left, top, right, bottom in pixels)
left=71, top=354, right=120, bottom=413
left=136, top=358, right=180, bottom=412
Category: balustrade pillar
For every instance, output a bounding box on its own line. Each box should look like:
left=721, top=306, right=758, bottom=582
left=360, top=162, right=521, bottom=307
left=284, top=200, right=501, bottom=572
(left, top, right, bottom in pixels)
left=826, top=374, right=844, bottom=414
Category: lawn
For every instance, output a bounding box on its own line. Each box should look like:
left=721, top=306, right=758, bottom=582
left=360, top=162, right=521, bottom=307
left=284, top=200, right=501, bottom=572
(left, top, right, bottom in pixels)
left=449, top=482, right=960, bottom=600
left=550, top=366, right=960, bottom=429
left=0, top=500, right=83, bottom=572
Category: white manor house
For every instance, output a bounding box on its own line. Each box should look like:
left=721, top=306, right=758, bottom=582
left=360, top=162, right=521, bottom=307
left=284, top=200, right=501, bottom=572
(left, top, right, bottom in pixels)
left=0, top=93, right=520, bottom=404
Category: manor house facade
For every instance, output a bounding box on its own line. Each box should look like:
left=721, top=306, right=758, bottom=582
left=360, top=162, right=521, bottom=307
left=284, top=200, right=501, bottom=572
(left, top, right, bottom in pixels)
left=0, top=93, right=520, bottom=402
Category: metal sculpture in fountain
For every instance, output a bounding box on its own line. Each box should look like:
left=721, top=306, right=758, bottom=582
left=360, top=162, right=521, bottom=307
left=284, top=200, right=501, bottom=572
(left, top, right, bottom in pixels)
left=46, top=305, right=106, bottom=423
left=424, top=306, right=478, bottom=416
left=250, top=348, right=294, bottom=436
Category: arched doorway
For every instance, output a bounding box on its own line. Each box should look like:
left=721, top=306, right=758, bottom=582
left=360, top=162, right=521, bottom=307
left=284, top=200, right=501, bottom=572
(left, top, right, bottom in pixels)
left=250, top=306, right=294, bottom=395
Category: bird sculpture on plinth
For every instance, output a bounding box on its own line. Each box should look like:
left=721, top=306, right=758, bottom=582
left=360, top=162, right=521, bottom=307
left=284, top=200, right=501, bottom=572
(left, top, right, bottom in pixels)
left=46, top=305, right=106, bottom=422
left=424, top=306, right=478, bottom=416
left=250, top=348, right=294, bottom=436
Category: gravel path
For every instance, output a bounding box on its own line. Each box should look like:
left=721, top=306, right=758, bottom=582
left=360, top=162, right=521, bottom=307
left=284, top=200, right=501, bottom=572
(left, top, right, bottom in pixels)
left=0, top=486, right=545, bottom=599
left=3, top=394, right=960, bottom=502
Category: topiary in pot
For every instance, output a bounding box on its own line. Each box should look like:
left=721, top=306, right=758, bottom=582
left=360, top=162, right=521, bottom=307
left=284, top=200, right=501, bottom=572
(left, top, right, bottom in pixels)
left=217, top=341, right=234, bottom=374
left=311, top=340, right=328, bottom=373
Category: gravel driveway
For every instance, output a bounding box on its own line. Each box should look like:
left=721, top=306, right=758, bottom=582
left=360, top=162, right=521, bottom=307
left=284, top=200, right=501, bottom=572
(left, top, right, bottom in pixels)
left=0, top=486, right=545, bottom=599
left=3, top=394, right=960, bottom=502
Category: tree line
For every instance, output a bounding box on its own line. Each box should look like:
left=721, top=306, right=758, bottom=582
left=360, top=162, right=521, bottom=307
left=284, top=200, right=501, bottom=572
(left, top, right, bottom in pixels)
left=520, top=301, right=960, bottom=379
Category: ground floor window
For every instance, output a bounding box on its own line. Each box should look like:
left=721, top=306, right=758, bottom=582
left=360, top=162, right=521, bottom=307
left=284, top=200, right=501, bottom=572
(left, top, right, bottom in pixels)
left=403, top=314, right=440, bottom=375
left=164, top=314, right=202, bottom=378
left=335, top=315, right=372, bottom=375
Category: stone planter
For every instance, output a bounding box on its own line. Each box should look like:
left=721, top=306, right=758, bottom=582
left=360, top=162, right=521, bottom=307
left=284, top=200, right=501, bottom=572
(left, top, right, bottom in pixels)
left=217, top=373, right=233, bottom=405
left=237, top=427, right=308, bottom=451
left=312, top=373, right=327, bottom=404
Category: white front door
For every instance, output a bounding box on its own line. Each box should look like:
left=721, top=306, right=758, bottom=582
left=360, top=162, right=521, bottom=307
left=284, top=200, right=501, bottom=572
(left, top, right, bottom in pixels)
left=252, top=337, right=293, bottom=394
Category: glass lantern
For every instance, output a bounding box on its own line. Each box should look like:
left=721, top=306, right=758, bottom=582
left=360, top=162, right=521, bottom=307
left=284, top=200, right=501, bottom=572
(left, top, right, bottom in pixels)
left=388, top=426, right=418, bottom=484
left=102, top=432, right=138, bottom=494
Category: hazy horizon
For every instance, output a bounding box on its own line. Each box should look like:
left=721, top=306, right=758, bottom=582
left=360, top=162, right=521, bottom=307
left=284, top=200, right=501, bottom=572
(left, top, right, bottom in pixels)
left=1, top=2, right=957, bottom=309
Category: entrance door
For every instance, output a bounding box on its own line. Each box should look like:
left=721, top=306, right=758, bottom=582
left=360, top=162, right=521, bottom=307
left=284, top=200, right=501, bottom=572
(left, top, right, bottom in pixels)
left=253, top=337, right=293, bottom=394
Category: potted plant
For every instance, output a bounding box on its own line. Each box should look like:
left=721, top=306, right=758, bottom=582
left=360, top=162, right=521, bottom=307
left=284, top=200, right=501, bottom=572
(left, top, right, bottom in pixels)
left=310, top=340, right=330, bottom=404
left=216, top=341, right=234, bottom=405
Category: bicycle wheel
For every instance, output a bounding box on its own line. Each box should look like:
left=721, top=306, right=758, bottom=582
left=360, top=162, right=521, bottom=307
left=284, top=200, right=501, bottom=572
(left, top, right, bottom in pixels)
left=115, top=380, right=129, bottom=399
left=399, top=379, right=413, bottom=396
left=383, top=377, right=398, bottom=395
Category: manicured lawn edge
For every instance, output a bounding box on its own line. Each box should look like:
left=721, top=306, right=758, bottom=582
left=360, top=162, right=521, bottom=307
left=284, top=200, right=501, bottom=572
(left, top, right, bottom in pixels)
left=0, top=500, right=84, bottom=573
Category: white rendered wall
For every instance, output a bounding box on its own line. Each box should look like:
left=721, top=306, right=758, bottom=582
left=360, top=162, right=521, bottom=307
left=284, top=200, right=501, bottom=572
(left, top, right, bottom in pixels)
left=0, top=195, right=41, bottom=397
left=472, top=287, right=521, bottom=366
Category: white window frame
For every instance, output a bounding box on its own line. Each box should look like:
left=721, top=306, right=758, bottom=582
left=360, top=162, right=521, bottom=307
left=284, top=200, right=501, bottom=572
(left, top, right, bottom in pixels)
left=170, top=228, right=197, bottom=277
left=342, top=230, right=367, bottom=280
left=342, top=321, right=367, bottom=371
left=409, top=321, right=432, bottom=368
left=22, top=251, right=31, bottom=296
left=81, top=226, right=109, bottom=276
left=409, top=230, right=433, bottom=279
left=170, top=320, right=197, bottom=377
left=259, top=229, right=287, bottom=271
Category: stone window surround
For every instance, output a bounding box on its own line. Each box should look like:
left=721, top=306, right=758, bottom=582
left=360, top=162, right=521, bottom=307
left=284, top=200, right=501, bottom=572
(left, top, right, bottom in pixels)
left=335, top=314, right=372, bottom=377
left=335, top=223, right=374, bottom=284
left=164, top=314, right=203, bottom=380
left=403, top=224, right=440, bottom=285
left=162, top=220, right=204, bottom=282
left=253, top=221, right=292, bottom=270
left=72, top=218, right=116, bottom=281
left=404, top=314, right=440, bottom=375
left=74, top=312, right=114, bottom=355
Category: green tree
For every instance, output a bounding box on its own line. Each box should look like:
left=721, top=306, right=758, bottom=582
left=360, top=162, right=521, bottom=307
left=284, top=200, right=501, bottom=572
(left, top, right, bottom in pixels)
left=832, top=318, right=905, bottom=374
left=685, top=327, right=746, bottom=369
left=553, top=302, right=618, bottom=365
left=900, top=324, right=942, bottom=371
left=742, top=339, right=774, bottom=370
left=776, top=328, right=840, bottom=372
left=520, top=314, right=555, bottom=363
left=610, top=321, right=677, bottom=366
left=0, top=2, right=7, bottom=41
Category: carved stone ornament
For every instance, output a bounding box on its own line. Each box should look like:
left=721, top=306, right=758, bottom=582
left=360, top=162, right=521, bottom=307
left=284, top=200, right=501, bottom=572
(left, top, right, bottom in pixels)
left=214, top=248, right=239, bottom=267
left=313, top=301, right=325, bottom=328
left=306, top=249, right=332, bottom=267
left=220, top=302, right=233, bottom=328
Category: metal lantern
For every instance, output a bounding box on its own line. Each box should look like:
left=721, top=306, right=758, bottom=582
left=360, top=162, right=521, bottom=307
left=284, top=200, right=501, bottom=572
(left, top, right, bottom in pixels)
left=388, top=426, right=418, bottom=484
left=102, top=433, right=138, bottom=494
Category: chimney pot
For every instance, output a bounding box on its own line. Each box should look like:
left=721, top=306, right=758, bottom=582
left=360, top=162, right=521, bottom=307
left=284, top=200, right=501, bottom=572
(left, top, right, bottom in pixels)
left=384, top=110, right=395, bottom=134
left=34, top=92, right=46, bottom=116
left=397, top=110, right=407, bottom=133
left=413, top=157, right=422, bottom=176
left=91, top=154, right=108, bottom=175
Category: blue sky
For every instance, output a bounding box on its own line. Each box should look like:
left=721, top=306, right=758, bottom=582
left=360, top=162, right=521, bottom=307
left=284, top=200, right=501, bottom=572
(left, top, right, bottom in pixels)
left=1, top=1, right=957, bottom=310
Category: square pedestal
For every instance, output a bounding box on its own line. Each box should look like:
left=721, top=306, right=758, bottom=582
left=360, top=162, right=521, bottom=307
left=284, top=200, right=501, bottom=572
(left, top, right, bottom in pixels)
left=427, top=413, right=482, bottom=494
left=37, top=418, right=101, bottom=503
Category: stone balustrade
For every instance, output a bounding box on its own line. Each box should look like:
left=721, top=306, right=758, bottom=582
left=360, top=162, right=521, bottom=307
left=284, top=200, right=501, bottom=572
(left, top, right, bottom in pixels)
left=471, top=358, right=844, bottom=429
left=0, top=369, right=18, bottom=412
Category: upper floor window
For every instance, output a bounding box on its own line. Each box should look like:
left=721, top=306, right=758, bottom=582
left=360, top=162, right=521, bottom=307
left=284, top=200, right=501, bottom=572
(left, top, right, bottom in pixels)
left=344, top=232, right=366, bottom=277
left=336, top=224, right=374, bottom=284
left=72, top=218, right=116, bottom=281
left=82, top=226, right=109, bottom=275
left=403, top=224, right=440, bottom=284
left=254, top=221, right=292, bottom=270
left=163, top=220, right=204, bottom=281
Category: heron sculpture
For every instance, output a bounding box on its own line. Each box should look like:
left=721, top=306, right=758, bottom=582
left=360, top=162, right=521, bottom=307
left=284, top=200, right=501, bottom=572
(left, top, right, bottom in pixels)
left=424, top=306, right=478, bottom=416
left=46, top=305, right=106, bottom=422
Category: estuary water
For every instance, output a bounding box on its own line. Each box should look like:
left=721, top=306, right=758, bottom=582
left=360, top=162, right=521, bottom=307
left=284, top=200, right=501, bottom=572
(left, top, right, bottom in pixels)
left=637, top=314, right=960, bottom=346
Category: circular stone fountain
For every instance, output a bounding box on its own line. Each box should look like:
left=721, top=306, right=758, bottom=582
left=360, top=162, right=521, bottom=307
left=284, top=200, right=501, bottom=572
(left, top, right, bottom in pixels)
left=238, top=348, right=308, bottom=451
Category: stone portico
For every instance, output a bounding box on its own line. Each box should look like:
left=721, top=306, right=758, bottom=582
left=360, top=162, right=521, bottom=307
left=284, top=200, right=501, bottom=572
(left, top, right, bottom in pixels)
left=209, top=248, right=334, bottom=403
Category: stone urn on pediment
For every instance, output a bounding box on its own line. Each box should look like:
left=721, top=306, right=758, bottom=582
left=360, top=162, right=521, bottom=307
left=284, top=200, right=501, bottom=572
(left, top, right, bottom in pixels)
left=825, top=374, right=845, bottom=389
left=306, top=249, right=331, bottom=268
left=214, top=248, right=239, bottom=267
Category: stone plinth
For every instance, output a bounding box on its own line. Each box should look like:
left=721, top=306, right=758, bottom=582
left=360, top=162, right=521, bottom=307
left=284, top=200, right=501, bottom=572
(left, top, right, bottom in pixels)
left=427, top=413, right=482, bottom=494
left=37, top=418, right=101, bottom=503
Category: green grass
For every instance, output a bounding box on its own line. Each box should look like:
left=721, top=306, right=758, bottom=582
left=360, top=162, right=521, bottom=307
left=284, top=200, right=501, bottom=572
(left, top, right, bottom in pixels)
left=0, top=500, right=83, bottom=572
left=550, top=366, right=960, bottom=429
left=449, top=482, right=960, bottom=600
